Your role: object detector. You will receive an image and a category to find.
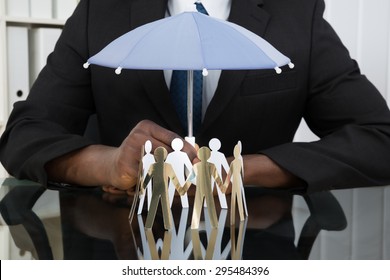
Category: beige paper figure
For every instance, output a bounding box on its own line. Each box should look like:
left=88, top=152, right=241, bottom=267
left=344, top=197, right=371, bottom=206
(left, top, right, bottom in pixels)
left=166, top=138, right=192, bottom=208
left=140, top=147, right=184, bottom=230
left=208, top=138, right=229, bottom=209
left=225, top=141, right=248, bottom=224
left=129, top=145, right=145, bottom=222
left=138, top=140, right=155, bottom=215
left=182, top=147, right=227, bottom=229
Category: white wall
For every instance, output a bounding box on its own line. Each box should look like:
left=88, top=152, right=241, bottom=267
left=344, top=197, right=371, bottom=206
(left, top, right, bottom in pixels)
left=293, top=0, right=390, bottom=259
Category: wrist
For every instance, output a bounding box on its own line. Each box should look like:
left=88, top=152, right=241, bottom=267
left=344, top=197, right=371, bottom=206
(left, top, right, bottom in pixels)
left=243, top=154, right=304, bottom=188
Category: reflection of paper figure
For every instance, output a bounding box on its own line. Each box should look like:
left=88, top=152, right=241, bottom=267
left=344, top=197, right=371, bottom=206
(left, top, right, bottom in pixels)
left=183, top=147, right=226, bottom=229
left=197, top=209, right=231, bottom=260
left=135, top=215, right=151, bottom=260
left=145, top=229, right=172, bottom=260
left=166, top=138, right=192, bottom=208
left=230, top=218, right=248, bottom=260
left=201, top=208, right=231, bottom=260
left=170, top=208, right=193, bottom=260
left=141, top=147, right=184, bottom=230
left=138, top=140, right=155, bottom=215
left=225, top=141, right=248, bottom=224
left=191, top=228, right=218, bottom=260
left=208, top=138, right=229, bottom=209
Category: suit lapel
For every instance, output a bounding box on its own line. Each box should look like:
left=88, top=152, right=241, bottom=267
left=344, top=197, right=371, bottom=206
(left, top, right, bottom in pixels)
left=201, top=0, right=271, bottom=134
left=130, top=0, right=184, bottom=133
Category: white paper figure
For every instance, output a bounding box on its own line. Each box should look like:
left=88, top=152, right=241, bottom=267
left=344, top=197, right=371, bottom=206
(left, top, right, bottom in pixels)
left=166, top=138, right=192, bottom=208
left=137, top=140, right=155, bottom=215
left=207, top=138, right=229, bottom=209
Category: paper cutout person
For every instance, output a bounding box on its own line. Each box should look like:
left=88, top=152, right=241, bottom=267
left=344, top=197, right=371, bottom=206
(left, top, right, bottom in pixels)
left=129, top=145, right=145, bottom=222
left=140, top=147, right=184, bottom=230
left=208, top=138, right=229, bottom=209
left=137, top=140, right=155, bottom=215
left=166, top=138, right=192, bottom=208
left=225, top=141, right=248, bottom=224
left=182, top=147, right=227, bottom=229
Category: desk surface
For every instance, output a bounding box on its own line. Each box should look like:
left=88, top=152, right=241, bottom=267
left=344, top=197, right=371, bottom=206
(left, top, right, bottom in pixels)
left=0, top=178, right=389, bottom=260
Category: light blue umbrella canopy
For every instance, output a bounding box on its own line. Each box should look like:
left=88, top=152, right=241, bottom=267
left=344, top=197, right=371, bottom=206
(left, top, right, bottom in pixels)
left=85, top=12, right=293, bottom=73
left=84, top=12, right=293, bottom=139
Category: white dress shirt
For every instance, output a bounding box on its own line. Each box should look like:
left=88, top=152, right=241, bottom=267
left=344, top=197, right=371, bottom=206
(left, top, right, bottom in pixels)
left=165, top=0, right=232, bottom=119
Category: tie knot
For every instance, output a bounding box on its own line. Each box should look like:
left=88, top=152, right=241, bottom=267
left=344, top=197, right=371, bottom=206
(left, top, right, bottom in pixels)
left=194, top=2, right=209, bottom=15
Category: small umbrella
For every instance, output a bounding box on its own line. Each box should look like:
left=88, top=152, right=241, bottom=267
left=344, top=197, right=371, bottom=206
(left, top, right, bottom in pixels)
left=84, top=12, right=294, bottom=139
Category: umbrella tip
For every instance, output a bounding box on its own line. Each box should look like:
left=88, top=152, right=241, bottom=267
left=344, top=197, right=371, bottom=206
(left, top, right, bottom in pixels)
left=202, top=68, right=208, bottom=76
left=274, top=67, right=282, bottom=74
left=115, top=67, right=122, bottom=75
left=83, top=62, right=90, bottom=69
left=288, top=62, right=295, bottom=69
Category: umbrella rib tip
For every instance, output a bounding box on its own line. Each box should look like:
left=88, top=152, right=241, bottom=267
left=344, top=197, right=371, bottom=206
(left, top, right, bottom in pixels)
left=115, top=67, right=123, bottom=75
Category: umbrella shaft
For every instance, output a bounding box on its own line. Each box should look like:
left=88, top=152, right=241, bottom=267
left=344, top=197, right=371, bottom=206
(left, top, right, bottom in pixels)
left=187, top=70, right=194, bottom=137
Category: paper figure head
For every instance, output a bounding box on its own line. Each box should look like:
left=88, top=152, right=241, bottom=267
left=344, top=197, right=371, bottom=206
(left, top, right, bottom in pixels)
left=145, top=140, right=152, bottom=153
left=154, top=147, right=168, bottom=162
left=209, top=138, right=221, bottom=151
left=171, top=138, right=184, bottom=151
left=234, top=141, right=242, bottom=157
left=198, top=147, right=211, bottom=161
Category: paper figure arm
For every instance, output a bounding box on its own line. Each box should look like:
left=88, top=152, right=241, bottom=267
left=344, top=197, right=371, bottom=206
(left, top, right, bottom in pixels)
left=179, top=169, right=196, bottom=195
left=140, top=171, right=152, bottom=195
left=240, top=157, right=244, bottom=179
left=212, top=165, right=227, bottom=193
left=223, top=163, right=233, bottom=191
left=166, top=164, right=188, bottom=196
left=183, top=155, right=193, bottom=174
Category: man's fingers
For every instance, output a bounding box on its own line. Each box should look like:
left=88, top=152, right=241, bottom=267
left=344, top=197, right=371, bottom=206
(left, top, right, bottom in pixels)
left=102, top=185, right=127, bottom=194
left=181, top=140, right=198, bottom=161
left=132, top=120, right=197, bottom=158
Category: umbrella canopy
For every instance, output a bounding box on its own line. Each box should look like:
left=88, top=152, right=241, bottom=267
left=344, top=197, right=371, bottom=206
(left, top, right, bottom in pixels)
left=84, top=11, right=294, bottom=140
left=85, top=12, right=293, bottom=73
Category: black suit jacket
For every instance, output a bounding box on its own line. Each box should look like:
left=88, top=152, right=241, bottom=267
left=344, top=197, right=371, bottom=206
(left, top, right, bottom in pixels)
left=1, top=0, right=390, bottom=192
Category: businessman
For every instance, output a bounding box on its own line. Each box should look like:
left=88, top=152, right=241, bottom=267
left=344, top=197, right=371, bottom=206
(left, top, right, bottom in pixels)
left=1, top=0, right=390, bottom=195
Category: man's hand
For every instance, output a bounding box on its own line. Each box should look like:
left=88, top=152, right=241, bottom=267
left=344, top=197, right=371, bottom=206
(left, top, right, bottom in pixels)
left=45, top=120, right=197, bottom=192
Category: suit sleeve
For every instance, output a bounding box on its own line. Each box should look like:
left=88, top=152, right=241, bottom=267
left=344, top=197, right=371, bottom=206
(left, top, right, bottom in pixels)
left=261, top=0, right=390, bottom=192
left=0, top=0, right=95, bottom=185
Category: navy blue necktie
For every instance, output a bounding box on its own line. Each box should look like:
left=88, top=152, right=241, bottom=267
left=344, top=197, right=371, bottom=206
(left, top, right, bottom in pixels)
left=170, top=2, right=208, bottom=135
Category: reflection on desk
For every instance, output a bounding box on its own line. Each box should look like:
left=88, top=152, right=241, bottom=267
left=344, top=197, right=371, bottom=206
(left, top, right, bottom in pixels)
left=0, top=178, right=389, bottom=259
